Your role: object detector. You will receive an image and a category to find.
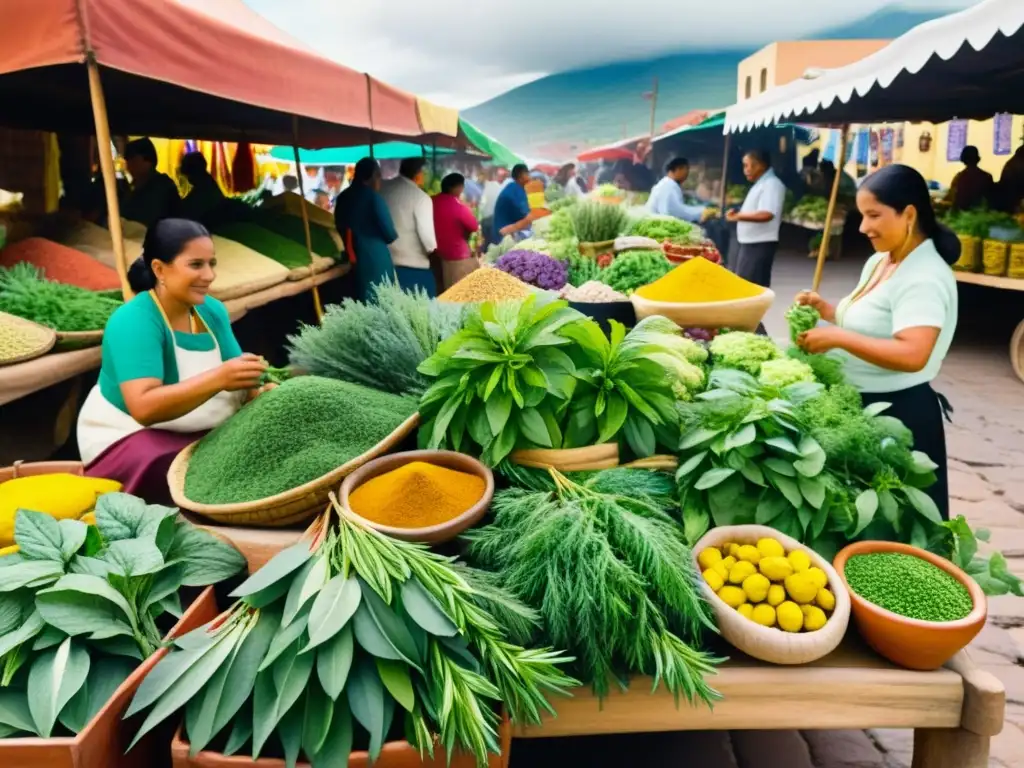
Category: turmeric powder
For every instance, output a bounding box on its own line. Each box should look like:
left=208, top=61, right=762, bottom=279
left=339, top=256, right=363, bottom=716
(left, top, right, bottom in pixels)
left=349, top=461, right=485, bottom=528
left=635, top=257, right=764, bottom=303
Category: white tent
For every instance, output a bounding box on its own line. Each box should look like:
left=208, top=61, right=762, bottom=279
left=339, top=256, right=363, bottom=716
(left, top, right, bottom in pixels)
left=725, top=0, right=1024, bottom=132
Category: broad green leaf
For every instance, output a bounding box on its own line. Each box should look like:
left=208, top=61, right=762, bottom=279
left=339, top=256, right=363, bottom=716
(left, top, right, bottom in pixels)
left=853, top=489, right=880, bottom=537
left=376, top=659, right=415, bottom=712
left=59, top=655, right=133, bottom=735
left=739, top=460, right=766, bottom=487
left=485, top=419, right=518, bottom=466
left=485, top=390, right=513, bottom=437
left=0, top=591, right=32, bottom=635
left=903, top=486, right=944, bottom=525
left=0, top=689, right=35, bottom=734
left=708, top=475, right=758, bottom=527
left=57, top=519, right=89, bottom=562
left=186, top=616, right=248, bottom=756
left=811, top=500, right=831, bottom=540
left=764, top=436, right=801, bottom=455
left=28, top=637, right=90, bottom=737
left=681, top=501, right=710, bottom=546
left=259, top=641, right=315, bottom=757
left=222, top=699, right=253, bottom=755
left=694, top=468, right=736, bottom=491
left=439, top=635, right=481, bottom=674
left=910, top=520, right=929, bottom=550
left=675, top=451, right=708, bottom=482
left=793, top=450, right=826, bottom=478
left=317, top=625, right=354, bottom=700
left=68, top=555, right=111, bottom=578
left=311, top=699, right=352, bottom=768
left=127, top=629, right=226, bottom=718
left=101, top=538, right=165, bottom=578
left=622, top=415, right=656, bottom=458
left=200, top=609, right=274, bottom=740
left=36, top=574, right=136, bottom=638
left=878, top=490, right=901, bottom=532
left=301, top=681, right=334, bottom=757
left=596, top=391, right=628, bottom=444
left=358, top=581, right=422, bottom=669
left=144, top=564, right=185, bottom=612
left=128, top=621, right=246, bottom=750
left=518, top=407, right=553, bottom=448
left=250, top=668, right=277, bottom=759
left=260, top=603, right=311, bottom=671
left=14, top=510, right=63, bottom=562
left=166, top=525, right=246, bottom=587
left=280, top=699, right=304, bottom=768
left=241, top=574, right=293, bottom=609
left=768, top=471, right=803, bottom=509
left=230, top=542, right=311, bottom=598
left=400, top=578, right=458, bottom=638
left=796, top=504, right=813, bottom=533
left=283, top=556, right=328, bottom=628
left=910, top=450, right=939, bottom=474
left=32, top=625, right=66, bottom=651
left=429, top=395, right=461, bottom=449
left=863, top=401, right=891, bottom=417
left=137, top=506, right=180, bottom=555
left=304, top=574, right=361, bottom=652
left=348, top=657, right=390, bottom=762
left=763, top=458, right=796, bottom=477
left=724, top=423, right=757, bottom=451
left=0, top=560, right=64, bottom=592
left=93, top=635, right=144, bottom=660
left=94, top=492, right=147, bottom=542
left=798, top=475, right=826, bottom=510
left=0, top=609, right=44, bottom=658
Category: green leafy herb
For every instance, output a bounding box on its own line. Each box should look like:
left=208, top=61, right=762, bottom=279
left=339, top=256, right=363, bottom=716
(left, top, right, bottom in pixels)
left=0, top=263, right=122, bottom=332
left=569, top=201, right=628, bottom=243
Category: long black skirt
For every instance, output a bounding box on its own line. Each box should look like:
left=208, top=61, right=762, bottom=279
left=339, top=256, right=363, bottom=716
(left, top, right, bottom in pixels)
left=860, top=383, right=951, bottom=521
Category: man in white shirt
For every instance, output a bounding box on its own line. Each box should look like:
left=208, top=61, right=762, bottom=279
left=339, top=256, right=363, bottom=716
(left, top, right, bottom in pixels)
left=380, top=157, right=439, bottom=296
left=648, top=157, right=707, bottom=223
left=479, top=168, right=509, bottom=245
left=726, top=149, right=787, bottom=288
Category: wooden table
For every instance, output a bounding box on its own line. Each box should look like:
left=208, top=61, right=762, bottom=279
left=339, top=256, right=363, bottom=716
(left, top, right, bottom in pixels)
left=785, top=215, right=847, bottom=260
left=0, top=346, right=102, bottom=407
left=223, top=264, right=349, bottom=322
left=517, top=637, right=1005, bottom=768
left=954, top=271, right=1024, bottom=384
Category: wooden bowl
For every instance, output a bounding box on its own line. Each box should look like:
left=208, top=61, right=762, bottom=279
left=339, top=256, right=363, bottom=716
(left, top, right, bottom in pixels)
left=630, top=288, right=775, bottom=331
left=339, top=450, right=494, bottom=544
left=833, top=540, right=987, bottom=670
left=510, top=443, right=619, bottom=472
left=693, top=525, right=851, bottom=665
left=0, top=460, right=85, bottom=482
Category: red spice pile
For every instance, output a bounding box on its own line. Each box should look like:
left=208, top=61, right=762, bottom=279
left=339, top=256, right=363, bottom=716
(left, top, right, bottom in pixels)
left=0, top=237, right=121, bottom=291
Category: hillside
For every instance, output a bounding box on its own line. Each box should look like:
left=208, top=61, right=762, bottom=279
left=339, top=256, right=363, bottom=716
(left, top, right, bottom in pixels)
left=463, top=7, right=963, bottom=157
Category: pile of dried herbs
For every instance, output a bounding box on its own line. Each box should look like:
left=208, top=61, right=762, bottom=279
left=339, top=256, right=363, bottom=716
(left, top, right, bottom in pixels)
left=0, top=263, right=122, bottom=332
left=126, top=502, right=576, bottom=765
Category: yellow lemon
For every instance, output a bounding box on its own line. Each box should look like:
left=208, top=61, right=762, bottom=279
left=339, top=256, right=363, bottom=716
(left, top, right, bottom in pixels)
left=767, top=584, right=786, bottom=607
left=728, top=560, right=757, bottom=585
left=777, top=601, right=804, bottom=633
left=698, top=547, right=723, bottom=570
left=742, top=573, right=771, bottom=603
left=737, top=603, right=754, bottom=620
left=0, top=544, right=18, bottom=556
left=721, top=555, right=737, bottom=570
left=729, top=543, right=743, bottom=558
left=752, top=604, right=776, bottom=627
left=801, top=605, right=828, bottom=631
left=0, top=473, right=122, bottom=547
left=703, top=568, right=725, bottom=592
left=806, top=567, right=828, bottom=589
left=711, top=561, right=729, bottom=580
left=719, top=541, right=734, bottom=555
left=816, top=587, right=836, bottom=612
left=80, top=511, right=96, bottom=525
left=759, top=556, right=793, bottom=582
left=736, top=544, right=761, bottom=564
left=787, top=549, right=811, bottom=573
left=756, top=537, right=785, bottom=558
left=718, top=586, right=746, bottom=608
left=785, top=573, right=818, bottom=604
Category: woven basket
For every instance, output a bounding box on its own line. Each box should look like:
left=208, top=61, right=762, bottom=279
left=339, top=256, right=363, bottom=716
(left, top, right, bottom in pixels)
left=577, top=240, right=616, bottom=259
left=511, top=443, right=619, bottom=471
left=953, top=235, right=982, bottom=273
left=167, top=412, right=420, bottom=527
left=54, top=329, right=104, bottom=351
left=1007, top=243, right=1024, bottom=280
left=982, top=240, right=1010, bottom=277
left=0, top=312, right=56, bottom=367
left=0, top=460, right=85, bottom=483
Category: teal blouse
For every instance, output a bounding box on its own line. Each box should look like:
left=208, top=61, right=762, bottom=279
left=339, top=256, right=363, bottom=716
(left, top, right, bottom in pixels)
left=98, top=292, right=242, bottom=413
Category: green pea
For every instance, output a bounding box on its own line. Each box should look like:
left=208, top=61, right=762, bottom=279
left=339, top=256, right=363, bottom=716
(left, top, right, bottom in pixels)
left=845, top=552, right=973, bottom=622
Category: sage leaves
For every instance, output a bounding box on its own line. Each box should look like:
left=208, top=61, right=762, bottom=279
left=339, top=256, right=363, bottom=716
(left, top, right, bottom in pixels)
left=127, top=503, right=576, bottom=767
left=0, top=493, right=244, bottom=739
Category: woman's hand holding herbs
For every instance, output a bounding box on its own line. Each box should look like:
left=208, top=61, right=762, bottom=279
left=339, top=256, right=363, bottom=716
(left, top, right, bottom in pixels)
left=797, top=325, right=848, bottom=354
left=217, top=352, right=267, bottom=391
left=795, top=290, right=836, bottom=323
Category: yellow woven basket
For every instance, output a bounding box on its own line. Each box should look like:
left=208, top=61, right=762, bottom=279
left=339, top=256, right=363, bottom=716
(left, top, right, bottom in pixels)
left=953, top=235, right=981, bottom=272
left=166, top=412, right=420, bottom=527
left=983, top=240, right=1010, bottom=277
left=1007, top=243, right=1024, bottom=280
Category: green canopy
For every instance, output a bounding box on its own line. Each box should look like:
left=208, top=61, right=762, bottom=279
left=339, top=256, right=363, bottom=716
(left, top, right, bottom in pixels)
left=268, top=142, right=455, bottom=165
left=458, top=119, right=522, bottom=167
left=658, top=112, right=813, bottom=143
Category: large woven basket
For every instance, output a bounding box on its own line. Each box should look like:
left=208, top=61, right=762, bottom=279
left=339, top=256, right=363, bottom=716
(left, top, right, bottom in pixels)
left=0, top=312, right=56, bottom=366
left=54, top=329, right=104, bottom=351
left=167, top=412, right=420, bottom=527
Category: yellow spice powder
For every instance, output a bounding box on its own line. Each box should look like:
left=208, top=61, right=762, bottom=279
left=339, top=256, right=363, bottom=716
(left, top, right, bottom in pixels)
left=438, top=267, right=532, bottom=303
left=349, top=461, right=485, bottom=528
left=635, top=257, right=764, bottom=303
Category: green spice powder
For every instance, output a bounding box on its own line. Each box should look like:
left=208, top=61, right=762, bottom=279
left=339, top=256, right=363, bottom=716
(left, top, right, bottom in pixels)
left=184, top=377, right=418, bottom=504
left=845, top=552, right=973, bottom=622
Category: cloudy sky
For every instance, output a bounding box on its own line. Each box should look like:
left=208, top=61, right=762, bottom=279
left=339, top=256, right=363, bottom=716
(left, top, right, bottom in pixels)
left=242, top=0, right=975, bottom=108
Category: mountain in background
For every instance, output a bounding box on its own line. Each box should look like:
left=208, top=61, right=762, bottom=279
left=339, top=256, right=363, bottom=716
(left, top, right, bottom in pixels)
left=463, top=7, right=958, bottom=158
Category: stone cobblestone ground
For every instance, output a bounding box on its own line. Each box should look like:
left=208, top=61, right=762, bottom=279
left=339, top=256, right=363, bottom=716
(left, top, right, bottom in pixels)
left=513, top=250, right=1024, bottom=767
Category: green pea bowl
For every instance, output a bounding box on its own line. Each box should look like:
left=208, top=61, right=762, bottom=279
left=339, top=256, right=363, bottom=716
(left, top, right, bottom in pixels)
left=834, top=540, right=987, bottom=671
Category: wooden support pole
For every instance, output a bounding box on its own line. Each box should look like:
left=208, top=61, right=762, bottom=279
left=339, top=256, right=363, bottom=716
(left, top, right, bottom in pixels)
left=292, top=116, right=323, bottom=321
left=812, top=125, right=849, bottom=293
left=718, top=133, right=732, bottom=213
left=86, top=58, right=131, bottom=301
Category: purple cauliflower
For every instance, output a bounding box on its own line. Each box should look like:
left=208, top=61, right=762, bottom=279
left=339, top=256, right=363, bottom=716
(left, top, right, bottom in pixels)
left=495, top=250, right=568, bottom=291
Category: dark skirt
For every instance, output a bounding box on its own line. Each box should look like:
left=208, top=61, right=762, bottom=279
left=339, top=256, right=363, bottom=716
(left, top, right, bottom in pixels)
left=734, top=241, right=779, bottom=288
left=860, top=383, right=951, bottom=521
left=85, top=428, right=208, bottom=506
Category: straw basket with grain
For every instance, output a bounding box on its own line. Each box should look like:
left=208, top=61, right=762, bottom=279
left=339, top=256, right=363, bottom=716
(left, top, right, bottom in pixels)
left=0, top=312, right=56, bottom=366
left=167, top=412, right=420, bottom=527
left=631, top=288, right=775, bottom=332
left=982, top=240, right=1010, bottom=277
left=1007, top=243, right=1024, bottom=280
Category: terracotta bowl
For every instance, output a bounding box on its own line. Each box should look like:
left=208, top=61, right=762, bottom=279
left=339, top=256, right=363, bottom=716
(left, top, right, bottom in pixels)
left=693, top=525, right=851, bottom=665
left=339, top=450, right=493, bottom=544
left=630, top=288, right=774, bottom=331
left=833, top=540, right=987, bottom=671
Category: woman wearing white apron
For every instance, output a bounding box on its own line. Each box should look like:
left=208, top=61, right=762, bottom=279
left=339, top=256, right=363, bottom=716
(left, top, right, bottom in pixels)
left=79, top=219, right=270, bottom=502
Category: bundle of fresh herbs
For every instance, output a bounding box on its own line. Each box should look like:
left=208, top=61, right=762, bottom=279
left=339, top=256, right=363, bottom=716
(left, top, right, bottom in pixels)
left=0, top=263, right=122, bottom=332
left=126, top=501, right=576, bottom=765
left=569, top=202, right=628, bottom=243
left=598, top=250, right=672, bottom=295
left=286, top=281, right=464, bottom=396
left=464, top=468, right=722, bottom=703
left=0, top=494, right=245, bottom=738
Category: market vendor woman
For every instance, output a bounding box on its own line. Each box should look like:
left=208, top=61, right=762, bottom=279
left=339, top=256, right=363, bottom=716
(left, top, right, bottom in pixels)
left=796, top=164, right=958, bottom=519
left=78, top=219, right=270, bottom=499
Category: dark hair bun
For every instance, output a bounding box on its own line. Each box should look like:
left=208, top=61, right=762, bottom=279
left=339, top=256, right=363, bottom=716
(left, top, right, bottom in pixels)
left=127, top=255, right=156, bottom=293
left=932, top=223, right=962, bottom=266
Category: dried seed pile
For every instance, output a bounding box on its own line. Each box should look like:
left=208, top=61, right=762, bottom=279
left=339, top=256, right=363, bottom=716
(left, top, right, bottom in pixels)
left=0, top=312, right=53, bottom=363
left=184, top=376, right=418, bottom=504
left=844, top=552, right=973, bottom=622
left=438, top=265, right=532, bottom=303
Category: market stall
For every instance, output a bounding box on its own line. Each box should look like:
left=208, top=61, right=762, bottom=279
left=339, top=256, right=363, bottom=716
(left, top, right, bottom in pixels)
left=724, top=0, right=1024, bottom=375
